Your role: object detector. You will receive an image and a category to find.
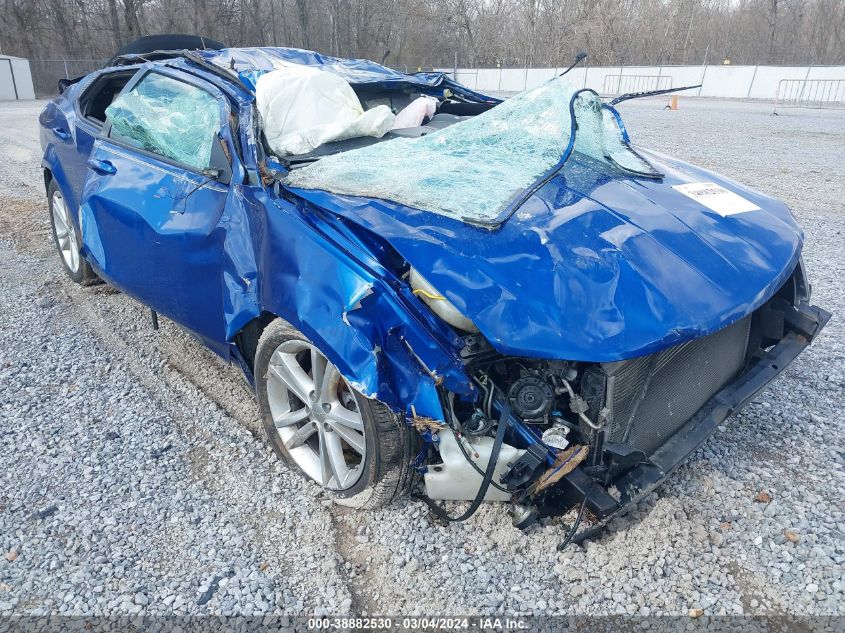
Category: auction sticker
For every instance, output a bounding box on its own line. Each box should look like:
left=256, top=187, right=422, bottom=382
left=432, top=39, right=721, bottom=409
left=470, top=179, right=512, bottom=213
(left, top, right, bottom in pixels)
left=672, top=182, right=761, bottom=216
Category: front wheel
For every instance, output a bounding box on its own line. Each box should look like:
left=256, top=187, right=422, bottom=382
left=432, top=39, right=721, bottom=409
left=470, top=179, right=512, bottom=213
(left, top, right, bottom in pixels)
left=47, top=180, right=97, bottom=285
left=255, top=319, right=413, bottom=508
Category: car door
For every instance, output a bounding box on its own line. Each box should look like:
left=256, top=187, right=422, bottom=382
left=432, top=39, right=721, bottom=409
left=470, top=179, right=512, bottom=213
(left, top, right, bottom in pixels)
left=52, top=69, right=142, bottom=211
left=79, top=67, right=233, bottom=353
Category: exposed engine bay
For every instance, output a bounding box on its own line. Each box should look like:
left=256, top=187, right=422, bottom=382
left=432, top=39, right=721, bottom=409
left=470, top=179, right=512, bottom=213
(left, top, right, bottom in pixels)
left=410, top=261, right=829, bottom=539
left=421, top=342, right=607, bottom=531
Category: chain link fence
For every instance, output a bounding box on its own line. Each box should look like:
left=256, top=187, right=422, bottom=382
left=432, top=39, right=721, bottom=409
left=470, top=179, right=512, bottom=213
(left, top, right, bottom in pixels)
left=30, top=59, right=106, bottom=97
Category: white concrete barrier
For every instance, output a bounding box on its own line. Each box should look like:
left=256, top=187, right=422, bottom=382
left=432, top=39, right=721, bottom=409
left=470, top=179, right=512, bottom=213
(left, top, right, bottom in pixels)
left=440, top=64, right=845, bottom=103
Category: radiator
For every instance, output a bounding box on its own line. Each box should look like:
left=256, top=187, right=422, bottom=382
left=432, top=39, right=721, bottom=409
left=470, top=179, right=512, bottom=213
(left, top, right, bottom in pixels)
left=601, top=316, right=752, bottom=456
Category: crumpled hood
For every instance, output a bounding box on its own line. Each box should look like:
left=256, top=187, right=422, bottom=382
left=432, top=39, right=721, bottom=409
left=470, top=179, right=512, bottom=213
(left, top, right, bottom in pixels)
left=288, top=149, right=802, bottom=362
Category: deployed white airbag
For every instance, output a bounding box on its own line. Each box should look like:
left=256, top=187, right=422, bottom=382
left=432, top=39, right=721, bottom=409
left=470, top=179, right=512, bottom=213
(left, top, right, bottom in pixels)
left=256, top=65, right=395, bottom=155
left=392, top=96, right=438, bottom=129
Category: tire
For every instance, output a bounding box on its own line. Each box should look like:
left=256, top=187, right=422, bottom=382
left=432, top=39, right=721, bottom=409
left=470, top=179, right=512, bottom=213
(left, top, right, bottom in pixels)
left=47, top=180, right=97, bottom=286
left=255, top=318, right=414, bottom=509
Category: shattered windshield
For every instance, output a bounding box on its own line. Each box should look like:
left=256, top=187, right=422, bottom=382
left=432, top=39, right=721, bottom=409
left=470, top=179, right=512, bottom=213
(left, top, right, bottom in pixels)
left=285, top=77, right=657, bottom=225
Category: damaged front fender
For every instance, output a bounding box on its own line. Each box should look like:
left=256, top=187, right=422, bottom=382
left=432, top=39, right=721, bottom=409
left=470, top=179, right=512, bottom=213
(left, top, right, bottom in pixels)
left=229, top=184, right=475, bottom=421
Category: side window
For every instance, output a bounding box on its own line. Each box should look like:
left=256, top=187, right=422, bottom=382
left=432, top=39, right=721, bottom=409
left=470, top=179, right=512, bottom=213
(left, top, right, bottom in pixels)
left=78, top=71, right=136, bottom=126
left=105, top=72, right=221, bottom=172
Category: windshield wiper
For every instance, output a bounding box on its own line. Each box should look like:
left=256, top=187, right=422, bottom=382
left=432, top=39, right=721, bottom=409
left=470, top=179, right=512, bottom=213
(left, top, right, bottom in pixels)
left=610, top=84, right=701, bottom=106
left=558, top=52, right=588, bottom=77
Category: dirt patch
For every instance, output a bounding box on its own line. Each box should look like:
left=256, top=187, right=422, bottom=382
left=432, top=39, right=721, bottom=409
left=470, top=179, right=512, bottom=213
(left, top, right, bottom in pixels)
left=0, top=195, right=52, bottom=255
left=188, top=444, right=211, bottom=481
left=329, top=506, right=381, bottom=614
left=728, top=561, right=790, bottom=615
left=161, top=331, right=262, bottom=438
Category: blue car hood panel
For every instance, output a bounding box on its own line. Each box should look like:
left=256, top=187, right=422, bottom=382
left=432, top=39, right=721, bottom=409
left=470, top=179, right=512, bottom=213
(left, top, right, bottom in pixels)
left=289, top=149, right=802, bottom=362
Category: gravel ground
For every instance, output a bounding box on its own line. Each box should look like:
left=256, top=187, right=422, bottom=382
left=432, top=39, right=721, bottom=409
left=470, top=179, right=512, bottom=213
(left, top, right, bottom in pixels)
left=0, top=96, right=843, bottom=617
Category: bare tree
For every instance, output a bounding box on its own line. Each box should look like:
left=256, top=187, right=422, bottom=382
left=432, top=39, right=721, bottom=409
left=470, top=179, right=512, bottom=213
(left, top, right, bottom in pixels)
left=295, top=0, right=309, bottom=48
left=1, top=0, right=843, bottom=68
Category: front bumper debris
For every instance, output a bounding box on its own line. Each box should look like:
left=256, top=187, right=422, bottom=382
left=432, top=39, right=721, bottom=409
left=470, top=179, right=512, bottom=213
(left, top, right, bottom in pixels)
left=536, top=302, right=831, bottom=542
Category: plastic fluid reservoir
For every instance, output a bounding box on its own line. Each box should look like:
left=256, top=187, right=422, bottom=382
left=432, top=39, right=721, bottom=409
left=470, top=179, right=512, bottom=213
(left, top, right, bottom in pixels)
left=424, top=430, right=525, bottom=502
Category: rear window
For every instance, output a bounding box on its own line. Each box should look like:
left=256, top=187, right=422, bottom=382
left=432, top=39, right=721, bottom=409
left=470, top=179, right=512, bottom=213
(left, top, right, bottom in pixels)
left=78, top=71, right=135, bottom=126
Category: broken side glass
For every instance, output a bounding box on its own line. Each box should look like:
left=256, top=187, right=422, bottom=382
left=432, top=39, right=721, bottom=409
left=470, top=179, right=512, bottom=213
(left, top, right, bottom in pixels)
left=105, top=72, right=220, bottom=172
left=285, top=77, right=657, bottom=224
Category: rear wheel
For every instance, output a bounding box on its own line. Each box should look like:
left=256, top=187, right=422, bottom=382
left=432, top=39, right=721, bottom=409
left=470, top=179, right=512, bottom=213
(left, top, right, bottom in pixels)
left=47, top=180, right=97, bottom=285
left=255, top=319, right=413, bottom=508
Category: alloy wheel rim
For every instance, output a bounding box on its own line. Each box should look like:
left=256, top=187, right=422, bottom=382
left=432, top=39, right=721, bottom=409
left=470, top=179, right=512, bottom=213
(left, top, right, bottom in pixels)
left=265, top=340, right=366, bottom=490
left=51, top=192, right=79, bottom=273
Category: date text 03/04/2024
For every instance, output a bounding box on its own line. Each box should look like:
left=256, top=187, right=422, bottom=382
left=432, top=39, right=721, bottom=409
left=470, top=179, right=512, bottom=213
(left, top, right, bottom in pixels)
left=306, top=616, right=530, bottom=630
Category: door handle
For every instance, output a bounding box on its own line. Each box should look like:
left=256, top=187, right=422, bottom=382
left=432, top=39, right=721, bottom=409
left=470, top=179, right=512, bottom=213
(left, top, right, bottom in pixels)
left=53, top=127, right=71, bottom=141
left=86, top=158, right=117, bottom=175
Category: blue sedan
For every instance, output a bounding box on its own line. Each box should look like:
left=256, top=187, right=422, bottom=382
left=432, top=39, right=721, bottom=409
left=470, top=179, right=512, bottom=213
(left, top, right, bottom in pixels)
left=39, top=44, right=829, bottom=535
